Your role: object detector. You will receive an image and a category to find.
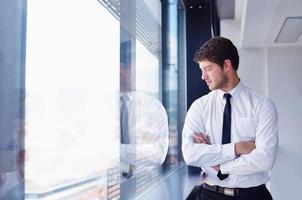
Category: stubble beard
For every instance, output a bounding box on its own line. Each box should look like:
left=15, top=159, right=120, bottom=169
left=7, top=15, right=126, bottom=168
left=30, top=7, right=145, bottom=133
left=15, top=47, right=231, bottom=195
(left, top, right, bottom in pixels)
left=209, top=74, right=228, bottom=90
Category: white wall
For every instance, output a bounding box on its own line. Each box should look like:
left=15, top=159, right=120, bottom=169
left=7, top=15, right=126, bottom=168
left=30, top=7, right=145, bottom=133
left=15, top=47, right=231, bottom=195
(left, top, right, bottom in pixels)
left=221, top=20, right=267, bottom=96
left=222, top=19, right=302, bottom=199
left=267, top=47, right=302, bottom=199
left=237, top=48, right=267, bottom=95
left=220, top=19, right=242, bottom=47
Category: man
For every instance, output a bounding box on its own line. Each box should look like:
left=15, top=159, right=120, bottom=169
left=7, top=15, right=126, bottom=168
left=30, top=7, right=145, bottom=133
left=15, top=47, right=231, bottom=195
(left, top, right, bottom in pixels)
left=182, top=37, right=278, bottom=200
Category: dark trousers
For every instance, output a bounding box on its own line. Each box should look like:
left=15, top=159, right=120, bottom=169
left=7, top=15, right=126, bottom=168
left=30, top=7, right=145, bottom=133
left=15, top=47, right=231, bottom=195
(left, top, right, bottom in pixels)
left=199, top=185, right=273, bottom=200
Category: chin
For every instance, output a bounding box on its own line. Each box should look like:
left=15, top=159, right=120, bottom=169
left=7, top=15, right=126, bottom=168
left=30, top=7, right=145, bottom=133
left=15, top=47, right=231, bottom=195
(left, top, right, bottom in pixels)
left=208, top=85, right=217, bottom=90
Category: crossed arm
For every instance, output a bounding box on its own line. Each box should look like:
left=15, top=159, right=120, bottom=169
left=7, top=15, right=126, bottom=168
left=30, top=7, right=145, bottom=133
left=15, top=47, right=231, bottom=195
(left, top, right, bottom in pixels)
left=192, top=132, right=255, bottom=171
left=182, top=99, right=278, bottom=175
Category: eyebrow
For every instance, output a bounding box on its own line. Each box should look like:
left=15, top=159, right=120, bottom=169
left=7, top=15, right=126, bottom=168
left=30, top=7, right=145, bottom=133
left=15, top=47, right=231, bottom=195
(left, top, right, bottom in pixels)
left=201, top=66, right=211, bottom=71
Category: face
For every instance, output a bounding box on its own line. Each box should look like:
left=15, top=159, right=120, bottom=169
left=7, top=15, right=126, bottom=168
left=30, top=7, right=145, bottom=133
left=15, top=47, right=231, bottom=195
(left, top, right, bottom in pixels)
left=199, top=60, right=228, bottom=90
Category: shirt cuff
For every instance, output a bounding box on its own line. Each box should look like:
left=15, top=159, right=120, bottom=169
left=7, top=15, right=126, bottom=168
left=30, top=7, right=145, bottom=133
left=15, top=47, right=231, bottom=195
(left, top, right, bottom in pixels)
left=222, top=143, right=236, bottom=162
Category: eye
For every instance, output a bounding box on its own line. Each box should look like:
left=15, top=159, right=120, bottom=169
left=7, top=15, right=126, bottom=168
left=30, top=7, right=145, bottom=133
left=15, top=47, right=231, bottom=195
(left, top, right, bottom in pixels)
left=205, top=67, right=211, bottom=71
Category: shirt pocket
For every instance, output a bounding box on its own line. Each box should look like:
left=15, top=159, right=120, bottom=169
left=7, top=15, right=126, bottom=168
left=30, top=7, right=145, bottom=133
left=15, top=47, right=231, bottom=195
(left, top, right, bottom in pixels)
left=236, top=117, right=257, bottom=140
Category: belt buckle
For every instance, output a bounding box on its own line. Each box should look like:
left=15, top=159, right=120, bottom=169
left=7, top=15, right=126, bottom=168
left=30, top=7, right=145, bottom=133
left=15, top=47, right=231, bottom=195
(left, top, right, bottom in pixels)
left=224, top=188, right=235, bottom=196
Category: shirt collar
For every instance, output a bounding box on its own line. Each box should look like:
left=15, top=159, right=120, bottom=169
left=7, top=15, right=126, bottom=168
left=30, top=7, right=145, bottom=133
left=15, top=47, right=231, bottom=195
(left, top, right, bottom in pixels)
left=217, top=81, right=243, bottom=100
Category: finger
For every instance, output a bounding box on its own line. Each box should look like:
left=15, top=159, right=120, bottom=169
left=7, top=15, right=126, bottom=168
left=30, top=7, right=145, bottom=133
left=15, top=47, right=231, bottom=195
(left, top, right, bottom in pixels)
left=193, top=132, right=202, bottom=137
left=196, top=133, right=210, bottom=144
left=199, top=137, right=208, bottom=144
left=192, top=135, right=199, bottom=143
left=192, top=136, right=198, bottom=143
left=193, top=135, right=207, bottom=144
left=193, top=135, right=202, bottom=143
left=193, top=133, right=201, bottom=142
left=193, top=135, right=205, bottom=144
left=196, top=132, right=208, bottom=140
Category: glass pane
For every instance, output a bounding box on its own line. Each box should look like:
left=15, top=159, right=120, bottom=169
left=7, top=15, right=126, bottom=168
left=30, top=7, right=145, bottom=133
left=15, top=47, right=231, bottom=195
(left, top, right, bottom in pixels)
left=25, top=0, right=119, bottom=199
left=136, top=41, right=160, bottom=99
left=0, top=1, right=26, bottom=199
left=2, top=0, right=184, bottom=199
left=162, top=1, right=181, bottom=167
left=119, top=0, right=174, bottom=199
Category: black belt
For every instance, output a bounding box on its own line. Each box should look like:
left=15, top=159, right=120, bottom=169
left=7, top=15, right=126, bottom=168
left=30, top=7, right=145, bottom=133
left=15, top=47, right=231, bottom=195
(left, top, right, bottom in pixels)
left=202, top=183, right=266, bottom=197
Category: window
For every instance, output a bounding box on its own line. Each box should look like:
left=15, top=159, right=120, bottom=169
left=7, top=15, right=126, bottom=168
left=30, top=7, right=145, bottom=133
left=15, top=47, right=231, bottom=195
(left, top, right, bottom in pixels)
left=25, top=0, right=119, bottom=199
left=119, top=0, right=171, bottom=198
left=0, top=0, right=184, bottom=199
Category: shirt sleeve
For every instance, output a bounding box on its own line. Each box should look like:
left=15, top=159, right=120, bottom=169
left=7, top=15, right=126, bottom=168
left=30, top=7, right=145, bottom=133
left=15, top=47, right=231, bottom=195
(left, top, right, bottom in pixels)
left=182, top=100, right=236, bottom=168
left=220, top=98, right=278, bottom=175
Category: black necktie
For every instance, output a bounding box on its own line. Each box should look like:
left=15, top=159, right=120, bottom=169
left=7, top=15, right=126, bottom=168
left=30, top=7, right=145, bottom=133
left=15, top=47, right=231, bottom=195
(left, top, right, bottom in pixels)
left=217, top=93, right=232, bottom=180
left=222, top=93, right=232, bottom=144
left=120, top=95, right=134, bottom=178
left=120, top=95, right=130, bottom=144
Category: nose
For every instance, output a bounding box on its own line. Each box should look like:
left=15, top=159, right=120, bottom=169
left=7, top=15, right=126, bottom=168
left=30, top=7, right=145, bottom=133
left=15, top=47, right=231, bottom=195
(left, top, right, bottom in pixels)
left=201, top=72, right=207, bottom=80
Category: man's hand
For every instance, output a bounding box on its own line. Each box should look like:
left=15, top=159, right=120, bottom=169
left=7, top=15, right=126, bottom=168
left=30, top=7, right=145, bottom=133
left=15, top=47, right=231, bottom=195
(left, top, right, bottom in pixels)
left=192, top=132, right=210, bottom=144
left=235, top=141, right=256, bottom=156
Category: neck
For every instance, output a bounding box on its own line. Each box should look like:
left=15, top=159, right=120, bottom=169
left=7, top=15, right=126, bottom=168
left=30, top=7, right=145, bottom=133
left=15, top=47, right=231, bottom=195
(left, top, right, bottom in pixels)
left=221, top=74, right=240, bottom=92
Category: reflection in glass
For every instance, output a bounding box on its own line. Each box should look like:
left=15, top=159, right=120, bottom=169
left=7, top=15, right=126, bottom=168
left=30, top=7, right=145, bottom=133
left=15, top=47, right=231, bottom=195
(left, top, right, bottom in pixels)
left=162, top=0, right=180, bottom=166
left=119, top=0, right=166, bottom=197
left=120, top=91, right=169, bottom=168
left=136, top=41, right=160, bottom=99
left=120, top=92, right=169, bottom=197
left=0, top=0, right=26, bottom=199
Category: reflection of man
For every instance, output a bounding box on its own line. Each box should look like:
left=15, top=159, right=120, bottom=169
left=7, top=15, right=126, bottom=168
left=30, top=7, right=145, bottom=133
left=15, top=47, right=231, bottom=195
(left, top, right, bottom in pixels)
left=120, top=92, right=169, bottom=178
left=120, top=63, right=132, bottom=93
left=182, top=37, right=278, bottom=200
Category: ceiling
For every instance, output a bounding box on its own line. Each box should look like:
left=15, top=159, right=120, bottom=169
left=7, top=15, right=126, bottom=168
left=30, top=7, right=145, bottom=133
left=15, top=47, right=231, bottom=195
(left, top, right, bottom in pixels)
left=180, top=0, right=302, bottom=47
left=179, top=0, right=235, bottom=19
left=181, top=0, right=209, bottom=8
left=235, top=0, right=302, bottom=47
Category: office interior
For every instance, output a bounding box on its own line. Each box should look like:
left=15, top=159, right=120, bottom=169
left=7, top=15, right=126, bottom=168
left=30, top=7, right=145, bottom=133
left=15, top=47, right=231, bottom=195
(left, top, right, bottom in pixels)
left=0, top=0, right=301, bottom=199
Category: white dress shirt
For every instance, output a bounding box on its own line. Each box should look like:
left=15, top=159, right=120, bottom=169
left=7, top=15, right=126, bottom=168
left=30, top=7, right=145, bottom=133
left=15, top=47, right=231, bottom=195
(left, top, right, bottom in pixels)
left=120, top=92, right=169, bottom=166
left=182, top=81, right=278, bottom=188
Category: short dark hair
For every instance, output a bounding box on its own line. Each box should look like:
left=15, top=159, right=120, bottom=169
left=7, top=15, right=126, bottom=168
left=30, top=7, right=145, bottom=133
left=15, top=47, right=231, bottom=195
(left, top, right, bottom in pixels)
left=193, top=36, right=239, bottom=71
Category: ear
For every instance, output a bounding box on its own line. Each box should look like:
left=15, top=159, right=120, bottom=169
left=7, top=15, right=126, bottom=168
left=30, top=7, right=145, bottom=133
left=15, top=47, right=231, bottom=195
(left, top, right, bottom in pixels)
left=223, top=59, right=232, bottom=72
